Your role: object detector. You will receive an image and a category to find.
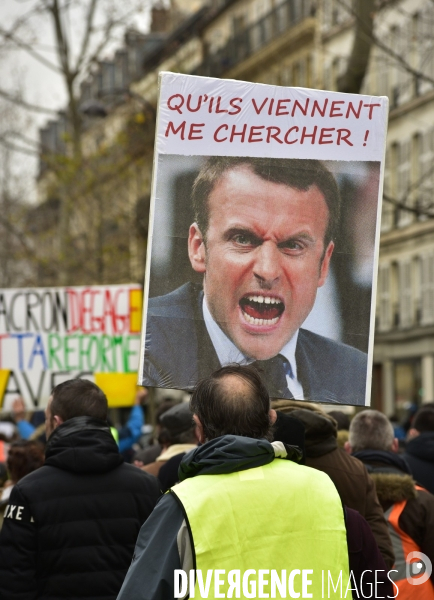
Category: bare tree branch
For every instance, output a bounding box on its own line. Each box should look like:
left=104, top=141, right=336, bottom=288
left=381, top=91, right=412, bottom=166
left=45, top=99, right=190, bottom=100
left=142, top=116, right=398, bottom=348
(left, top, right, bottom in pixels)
left=335, top=0, right=434, bottom=89
left=75, top=0, right=98, bottom=73
left=2, top=130, right=40, bottom=149
left=337, top=0, right=376, bottom=94
left=50, top=0, right=73, bottom=78
left=0, top=212, right=34, bottom=255
left=383, top=193, right=434, bottom=218
left=0, top=26, right=61, bottom=73
left=0, top=87, right=58, bottom=115
left=82, top=17, right=116, bottom=70
left=0, top=136, right=38, bottom=156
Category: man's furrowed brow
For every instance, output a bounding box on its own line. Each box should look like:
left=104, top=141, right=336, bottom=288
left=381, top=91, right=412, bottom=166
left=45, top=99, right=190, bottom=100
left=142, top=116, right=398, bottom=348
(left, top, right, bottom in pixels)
left=278, top=232, right=316, bottom=247
left=223, top=227, right=263, bottom=243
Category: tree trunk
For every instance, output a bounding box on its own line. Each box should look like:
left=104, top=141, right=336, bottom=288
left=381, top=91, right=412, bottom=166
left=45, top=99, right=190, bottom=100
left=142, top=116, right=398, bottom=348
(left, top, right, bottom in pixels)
left=337, top=0, right=376, bottom=94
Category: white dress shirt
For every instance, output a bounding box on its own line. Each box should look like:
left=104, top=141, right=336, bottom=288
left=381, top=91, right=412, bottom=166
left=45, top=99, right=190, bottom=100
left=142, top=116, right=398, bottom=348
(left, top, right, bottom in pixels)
left=202, top=298, right=304, bottom=399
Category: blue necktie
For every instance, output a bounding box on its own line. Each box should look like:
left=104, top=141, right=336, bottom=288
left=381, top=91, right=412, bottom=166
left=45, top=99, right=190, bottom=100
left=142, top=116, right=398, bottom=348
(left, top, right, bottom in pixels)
left=253, top=354, right=294, bottom=399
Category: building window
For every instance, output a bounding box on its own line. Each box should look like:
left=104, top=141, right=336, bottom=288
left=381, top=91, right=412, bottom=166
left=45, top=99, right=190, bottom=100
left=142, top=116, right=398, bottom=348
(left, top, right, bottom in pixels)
left=416, top=128, right=434, bottom=220
left=281, top=64, right=292, bottom=86
left=387, top=23, right=413, bottom=107
left=395, top=21, right=412, bottom=105
left=399, top=260, right=412, bottom=328
left=306, top=54, right=313, bottom=88
left=378, top=263, right=391, bottom=331
left=394, top=359, right=422, bottom=412
left=376, top=42, right=390, bottom=98
left=414, top=256, right=422, bottom=325
left=396, top=140, right=412, bottom=228
left=421, top=253, right=434, bottom=325
left=381, top=149, right=393, bottom=232
left=419, top=2, right=434, bottom=96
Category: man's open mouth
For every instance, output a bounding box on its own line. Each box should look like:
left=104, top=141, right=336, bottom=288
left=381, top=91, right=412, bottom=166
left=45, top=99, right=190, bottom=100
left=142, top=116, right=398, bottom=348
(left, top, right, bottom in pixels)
left=239, top=295, right=285, bottom=326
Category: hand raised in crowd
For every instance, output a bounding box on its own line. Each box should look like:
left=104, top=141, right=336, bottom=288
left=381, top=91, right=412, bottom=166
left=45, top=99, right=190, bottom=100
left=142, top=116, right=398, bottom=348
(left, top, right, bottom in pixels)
left=134, top=387, right=148, bottom=406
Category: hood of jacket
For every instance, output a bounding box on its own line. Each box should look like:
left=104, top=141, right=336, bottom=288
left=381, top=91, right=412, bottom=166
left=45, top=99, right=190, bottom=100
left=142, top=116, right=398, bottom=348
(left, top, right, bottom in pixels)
left=352, top=448, right=416, bottom=506
left=352, top=449, right=412, bottom=475
left=369, top=472, right=416, bottom=505
left=271, top=400, right=338, bottom=458
left=178, top=435, right=300, bottom=481
left=406, top=431, right=434, bottom=462
left=44, top=416, right=123, bottom=474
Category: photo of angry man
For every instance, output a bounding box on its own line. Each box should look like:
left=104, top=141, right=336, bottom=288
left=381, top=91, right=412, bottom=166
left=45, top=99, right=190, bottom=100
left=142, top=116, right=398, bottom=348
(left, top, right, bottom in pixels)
left=141, top=155, right=381, bottom=406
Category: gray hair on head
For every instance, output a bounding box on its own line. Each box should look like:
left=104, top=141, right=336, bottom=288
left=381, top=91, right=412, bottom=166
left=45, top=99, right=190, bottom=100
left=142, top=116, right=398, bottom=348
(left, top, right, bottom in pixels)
left=349, top=409, right=394, bottom=453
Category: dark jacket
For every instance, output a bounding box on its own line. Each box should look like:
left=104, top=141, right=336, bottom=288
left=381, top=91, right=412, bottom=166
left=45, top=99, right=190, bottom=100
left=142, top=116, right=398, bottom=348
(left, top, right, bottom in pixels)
left=117, top=435, right=392, bottom=600
left=0, top=416, right=160, bottom=600
left=272, top=402, right=395, bottom=570
left=404, top=432, right=434, bottom=494
left=353, top=448, right=434, bottom=580
left=142, top=282, right=368, bottom=404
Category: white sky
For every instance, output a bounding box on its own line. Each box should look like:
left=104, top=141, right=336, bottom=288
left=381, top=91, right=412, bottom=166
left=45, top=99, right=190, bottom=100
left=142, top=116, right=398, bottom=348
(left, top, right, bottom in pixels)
left=0, top=0, right=152, bottom=198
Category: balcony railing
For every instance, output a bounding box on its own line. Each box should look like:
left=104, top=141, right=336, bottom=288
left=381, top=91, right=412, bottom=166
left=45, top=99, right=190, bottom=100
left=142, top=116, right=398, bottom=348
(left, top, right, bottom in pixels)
left=195, top=0, right=314, bottom=78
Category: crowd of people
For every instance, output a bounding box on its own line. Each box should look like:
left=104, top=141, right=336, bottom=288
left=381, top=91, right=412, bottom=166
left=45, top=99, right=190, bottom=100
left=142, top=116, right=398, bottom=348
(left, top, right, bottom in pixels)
left=0, top=370, right=433, bottom=599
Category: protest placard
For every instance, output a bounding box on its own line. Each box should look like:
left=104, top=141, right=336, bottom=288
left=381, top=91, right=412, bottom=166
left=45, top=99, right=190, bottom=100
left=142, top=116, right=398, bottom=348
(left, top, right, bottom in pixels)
left=139, top=73, right=389, bottom=405
left=0, top=284, right=142, bottom=411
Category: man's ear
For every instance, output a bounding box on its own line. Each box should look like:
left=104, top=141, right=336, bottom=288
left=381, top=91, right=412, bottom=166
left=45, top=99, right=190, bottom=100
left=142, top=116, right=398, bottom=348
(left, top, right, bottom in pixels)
left=53, top=415, right=64, bottom=429
left=318, top=241, right=334, bottom=287
left=269, top=409, right=277, bottom=425
left=408, top=428, right=419, bottom=440
left=188, top=223, right=206, bottom=274
left=391, top=438, right=400, bottom=453
left=193, top=414, right=206, bottom=444
left=344, top=441, right=352, bottom=454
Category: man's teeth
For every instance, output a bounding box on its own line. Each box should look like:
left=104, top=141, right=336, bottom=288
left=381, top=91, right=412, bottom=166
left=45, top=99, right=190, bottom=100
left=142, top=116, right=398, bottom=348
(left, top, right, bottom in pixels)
left=243, top=313, right=280, bottom=326
left=246, top=295, right=281, bottom=304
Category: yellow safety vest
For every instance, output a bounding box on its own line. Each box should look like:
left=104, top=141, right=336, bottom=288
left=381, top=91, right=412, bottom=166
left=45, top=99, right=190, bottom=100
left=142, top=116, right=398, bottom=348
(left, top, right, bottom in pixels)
left=110, top=427, right=119, bottom=445
left=172, top=457, right=349, bottom=599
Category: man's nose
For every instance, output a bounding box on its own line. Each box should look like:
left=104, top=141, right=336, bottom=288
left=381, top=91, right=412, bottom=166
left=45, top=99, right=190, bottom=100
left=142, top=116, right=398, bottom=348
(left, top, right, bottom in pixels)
left=253, top=242, right=281, bottom=287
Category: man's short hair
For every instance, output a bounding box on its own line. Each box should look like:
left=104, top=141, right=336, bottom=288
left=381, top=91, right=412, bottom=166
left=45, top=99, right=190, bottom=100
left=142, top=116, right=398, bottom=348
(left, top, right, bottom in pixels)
left=50, top=379, right=108, bottom=422
left=349, top=409, right=394, bottom=453
left=413, top=406, right=434, bottom=433
left=7, top=441, right=45, bottom=483
left=190, top=364, right=272, bottom=441
left=192, top=156, right=340, bottom=245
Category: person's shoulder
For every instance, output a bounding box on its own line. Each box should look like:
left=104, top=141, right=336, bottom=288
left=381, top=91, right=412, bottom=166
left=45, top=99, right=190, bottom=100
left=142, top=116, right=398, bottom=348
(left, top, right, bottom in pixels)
left=405, top=432, right=434, bottom=459
left=116, top=462, right=161, bottom=491
left=148, top=283, right=202, bottom=314
left=14, top=464, right=51, bottom=491
left=299, top=329, right=367, bottom=366
left=297, top=329, right=367, bottom=405
left=416, top=487, right=434, bottom=505
left=311, top=446, right=368, bottom=475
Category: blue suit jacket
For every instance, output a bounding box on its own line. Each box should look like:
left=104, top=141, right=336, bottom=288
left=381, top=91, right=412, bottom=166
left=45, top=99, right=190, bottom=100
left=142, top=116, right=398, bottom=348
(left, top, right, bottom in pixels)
left=141, top=283, right=368, bottom=405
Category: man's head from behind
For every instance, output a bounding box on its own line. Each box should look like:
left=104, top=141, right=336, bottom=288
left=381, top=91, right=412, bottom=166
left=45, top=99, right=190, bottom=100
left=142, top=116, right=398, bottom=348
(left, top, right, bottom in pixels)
left=409, top=406, right=434, bottom=439
left=190, top=364, right=276, bottom=443
left=346, top=409, right=397, bottom=454
left=159, top=402, right=197, bottom=445
left=46, top=379, right=108, bottom=439
left=188, top=157, right=340, bottom=360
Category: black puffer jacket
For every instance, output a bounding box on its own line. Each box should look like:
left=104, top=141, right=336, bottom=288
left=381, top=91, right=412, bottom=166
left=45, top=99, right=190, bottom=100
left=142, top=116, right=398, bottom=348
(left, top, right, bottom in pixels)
left=404, top=432, right=434, bottom=494
left=0, top=417, right=160, bottom=600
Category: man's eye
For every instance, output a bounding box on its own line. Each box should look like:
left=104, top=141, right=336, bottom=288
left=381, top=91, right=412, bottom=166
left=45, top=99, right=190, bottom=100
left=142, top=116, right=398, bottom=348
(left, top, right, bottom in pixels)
left=281, top=240, right=304, bottom=251
left=233, top=234, right=254, bottom=245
